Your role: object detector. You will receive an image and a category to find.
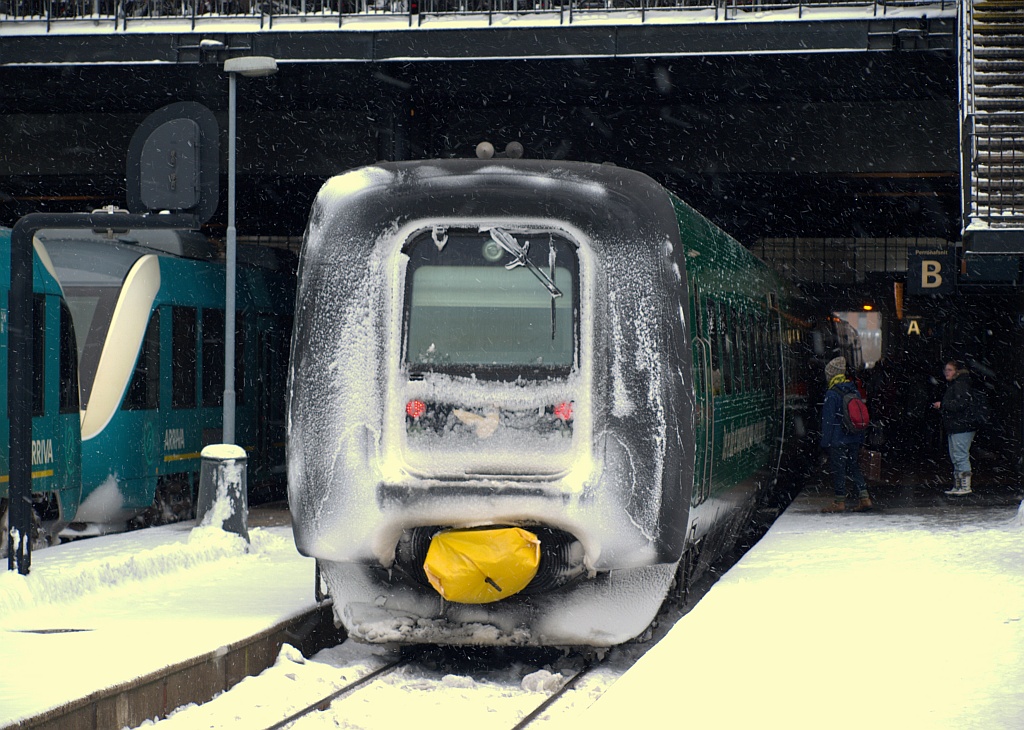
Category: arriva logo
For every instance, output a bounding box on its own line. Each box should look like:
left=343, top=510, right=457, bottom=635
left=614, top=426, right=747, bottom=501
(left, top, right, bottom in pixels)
left=32, top=439, right=53, bottom=466
left=721, top=420, right=767, bottom=460
left=164, top=428, right=185, bottom=451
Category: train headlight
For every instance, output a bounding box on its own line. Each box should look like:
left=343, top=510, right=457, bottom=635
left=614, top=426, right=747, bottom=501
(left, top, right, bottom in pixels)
left=481, top=240, right=504, bottom=263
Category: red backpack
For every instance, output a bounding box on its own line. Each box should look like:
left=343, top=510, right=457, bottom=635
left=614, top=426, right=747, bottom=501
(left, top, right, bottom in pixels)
left=840, top=388, right=870, bottom=433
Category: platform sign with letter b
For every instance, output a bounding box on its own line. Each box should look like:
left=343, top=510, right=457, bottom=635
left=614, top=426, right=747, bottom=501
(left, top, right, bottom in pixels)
left=907, top=248, right=955, bottom=295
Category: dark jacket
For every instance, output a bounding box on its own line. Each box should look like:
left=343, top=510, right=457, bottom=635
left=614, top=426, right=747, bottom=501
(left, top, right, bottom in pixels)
left=941, top=374, right=980, bottom=435
left=820, top=379, right=866, bottom=449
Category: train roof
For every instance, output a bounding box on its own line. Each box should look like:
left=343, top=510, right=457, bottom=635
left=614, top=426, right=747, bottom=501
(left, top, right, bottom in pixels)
left=35, top=228, right=296, bottom=275
left=34, top=227, right=216, bottom=261
left=0, top=226, right=69, bottom=295
left=305, top=159, right=680, bottom=261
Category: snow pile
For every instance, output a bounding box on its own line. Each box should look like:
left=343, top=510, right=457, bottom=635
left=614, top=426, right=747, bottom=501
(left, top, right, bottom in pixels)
left=0, top=523, right=284, bottom=617
left=521, top=668, right=565, bottom=692
left=0, top=520, right=314, bottom=728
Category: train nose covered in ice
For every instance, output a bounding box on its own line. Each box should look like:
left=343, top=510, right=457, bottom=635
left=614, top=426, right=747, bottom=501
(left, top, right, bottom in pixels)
left=287, top=159, right=699, bottom=646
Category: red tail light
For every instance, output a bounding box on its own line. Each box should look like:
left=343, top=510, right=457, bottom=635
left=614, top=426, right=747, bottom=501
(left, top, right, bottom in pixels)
left=553, top=402, right=573, bottom=422
left=406, top=400, right=426, bottom=419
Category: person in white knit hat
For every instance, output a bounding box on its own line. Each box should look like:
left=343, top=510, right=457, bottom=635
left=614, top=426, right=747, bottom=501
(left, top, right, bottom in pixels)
left=819, top=356, right=872, bottom=513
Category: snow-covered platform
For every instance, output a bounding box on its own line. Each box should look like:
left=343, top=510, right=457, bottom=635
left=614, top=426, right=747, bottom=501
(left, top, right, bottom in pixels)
left=5, top=476, right=1024, bottom=729
left=0, top=506, right=332, bottom=730
left=566, top=484, right=1024, bottom=729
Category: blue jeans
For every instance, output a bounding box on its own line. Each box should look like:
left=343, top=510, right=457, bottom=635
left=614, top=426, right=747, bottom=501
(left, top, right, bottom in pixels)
left=948, top=431, right=975, bottom=473
left=829, top=442, right=866, bottom=499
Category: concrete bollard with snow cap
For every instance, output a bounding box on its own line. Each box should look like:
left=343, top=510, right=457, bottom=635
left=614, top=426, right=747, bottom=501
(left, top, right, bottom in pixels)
left=195, top=444, right=249, bottom=543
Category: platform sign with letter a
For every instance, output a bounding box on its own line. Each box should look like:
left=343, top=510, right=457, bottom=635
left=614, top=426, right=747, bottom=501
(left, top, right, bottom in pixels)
left=907, top=248, right=955, bottom=295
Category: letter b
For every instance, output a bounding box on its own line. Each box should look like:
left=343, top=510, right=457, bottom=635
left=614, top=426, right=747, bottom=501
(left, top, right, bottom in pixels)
left=922, top=261, right=942, bottom=289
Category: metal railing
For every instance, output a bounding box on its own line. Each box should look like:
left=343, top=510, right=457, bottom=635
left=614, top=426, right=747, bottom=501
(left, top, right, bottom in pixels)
left=959, top=0, right=975, bottom=231
left=960, top=0, right=1024, bottom=230
left=0, top=0, right=951, bottom=30
left=969, top=120, right=1024, bottom=224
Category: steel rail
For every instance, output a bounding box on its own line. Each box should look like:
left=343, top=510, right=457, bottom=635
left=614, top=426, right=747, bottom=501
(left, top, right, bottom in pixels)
left=263, top=656, right=414, bottom=730
left=509, top=659, right=601, bottom=730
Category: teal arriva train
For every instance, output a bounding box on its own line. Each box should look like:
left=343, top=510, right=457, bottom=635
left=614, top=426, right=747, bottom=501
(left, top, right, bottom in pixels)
left=288, top=160, right=835, bottom=647
left=0, top=227, right=82, bottom=545
left=2, top=227, right=294, bottom=540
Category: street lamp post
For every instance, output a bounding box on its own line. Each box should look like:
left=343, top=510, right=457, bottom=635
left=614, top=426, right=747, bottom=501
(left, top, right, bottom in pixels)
left=222, top=56, right=278, bottom=445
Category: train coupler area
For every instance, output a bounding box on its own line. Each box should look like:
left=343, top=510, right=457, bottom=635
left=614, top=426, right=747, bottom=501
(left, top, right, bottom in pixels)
left=394, top=524, right=588, bottom=602
left=321, top=560, right=676, bottom=647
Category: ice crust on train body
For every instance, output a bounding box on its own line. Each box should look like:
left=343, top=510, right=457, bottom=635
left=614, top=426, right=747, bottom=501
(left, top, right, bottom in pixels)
left=287, top=161, right=692, bottom=581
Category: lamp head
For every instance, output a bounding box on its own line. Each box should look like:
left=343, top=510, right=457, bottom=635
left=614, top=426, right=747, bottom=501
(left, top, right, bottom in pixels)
left=224, top=56, right=279, bottom=78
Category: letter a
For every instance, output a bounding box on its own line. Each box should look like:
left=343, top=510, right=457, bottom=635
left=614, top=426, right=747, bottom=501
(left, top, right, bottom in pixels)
left=922, top=261, right=942, bottom=289
left=907, top=320, right=921, bottom=335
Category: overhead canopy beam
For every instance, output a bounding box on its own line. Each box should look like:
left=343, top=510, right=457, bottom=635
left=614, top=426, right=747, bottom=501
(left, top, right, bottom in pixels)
left=0, top=16, right=955, bottom=66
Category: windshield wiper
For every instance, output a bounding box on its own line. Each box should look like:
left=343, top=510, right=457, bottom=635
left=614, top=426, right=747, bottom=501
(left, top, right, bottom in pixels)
left=489, top=228, right=562, bottom=299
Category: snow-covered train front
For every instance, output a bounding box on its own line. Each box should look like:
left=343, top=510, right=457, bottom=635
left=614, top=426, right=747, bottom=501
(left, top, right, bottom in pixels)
left=288, top=160, right=696, bottom=646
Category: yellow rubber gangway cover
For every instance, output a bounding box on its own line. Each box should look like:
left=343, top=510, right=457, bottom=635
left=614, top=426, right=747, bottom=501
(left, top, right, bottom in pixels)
left=423, top=526, right=541, bottom=604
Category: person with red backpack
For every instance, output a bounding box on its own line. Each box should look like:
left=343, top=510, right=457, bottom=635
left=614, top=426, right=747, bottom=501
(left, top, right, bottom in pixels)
left=820, top=356, right=872, bottom=513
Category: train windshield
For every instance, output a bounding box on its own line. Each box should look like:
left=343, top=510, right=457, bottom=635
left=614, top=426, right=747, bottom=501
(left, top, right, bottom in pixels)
left=403, top=227, right=577, bottom=379
left=63, top=287, right=120, bottom=407
left=43, top=240, right=144, bottom=408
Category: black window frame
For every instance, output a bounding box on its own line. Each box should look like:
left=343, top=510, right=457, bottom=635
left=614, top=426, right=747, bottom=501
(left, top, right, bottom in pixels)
left=32, top=295, right=45, bottom=417
left=123, top=310, right=160, bottom=411
left=401, top=227, right=580, bottom=382
left=172, top=306, right=197, bottom=409
left=58, top=299, right=80, bottom=415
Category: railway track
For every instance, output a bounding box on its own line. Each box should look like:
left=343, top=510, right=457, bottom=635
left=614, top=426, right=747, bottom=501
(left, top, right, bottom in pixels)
left=508, top=659, right=602, bottom=730
left=264, top=656, right=414, bottom=730
left=140, top=525, right=752, bottom=730
left=255, top=648, right=611, bottom=730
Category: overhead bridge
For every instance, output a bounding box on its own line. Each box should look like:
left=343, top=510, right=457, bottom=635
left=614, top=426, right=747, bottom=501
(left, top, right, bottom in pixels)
left=0, top=0, right=955, bottom=64
left=0, top=0, right=964, bottom=260
left=960, top=0, right=1024, bottom=286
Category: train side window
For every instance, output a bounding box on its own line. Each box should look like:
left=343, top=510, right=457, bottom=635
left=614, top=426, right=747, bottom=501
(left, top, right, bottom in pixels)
left=749, top=311, right=757, bottom=393
left=59, top=300, right=80, bottom=414
left=733, top=307, right=747, bottom=394
left=32, top=295, right=44, bottom=417
left=745, top=307, right=753, bottom=393
left=201, top=309, right=245, bottom=407
left=742, top=311, right=754, bottom=392
left=123, top=311, right=160, bottom=411
left=705, top=298, right=722, bottom=396
left=172, top=307, right=197, bottom=409
left=202, top=308, right=225, bottom=408
left=747, top=314, right=758, bottom=392
left=721, top=303, right=736, bottom=395
left=754, top=315, right=767, bottom=391
left=746, top=312, right=756, bottom=392
left=200, top=309, right=245, bottom=407
left=717, top=301, right=732, bottom=396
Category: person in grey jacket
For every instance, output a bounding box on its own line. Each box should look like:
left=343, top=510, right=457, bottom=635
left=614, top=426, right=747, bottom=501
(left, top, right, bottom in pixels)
left=932, top=360, right=981, bottom=496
